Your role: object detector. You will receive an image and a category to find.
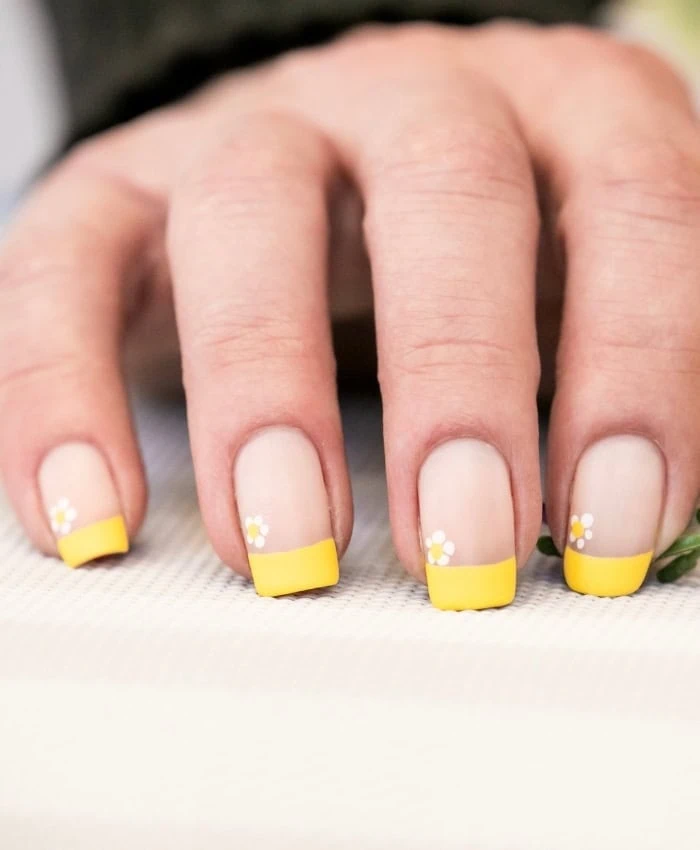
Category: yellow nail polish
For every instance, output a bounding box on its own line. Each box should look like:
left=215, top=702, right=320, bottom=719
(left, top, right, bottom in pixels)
left=564, top=547, right=652, bottom=597
left=564, top=437, right=664, bottom=598
left=40, top=443, right=128, bottom=569
left=248, top=538, right=339, bottom=597
left=57, top=515, right=129, bottom=568
left=426, top=556, right=517, bottom=611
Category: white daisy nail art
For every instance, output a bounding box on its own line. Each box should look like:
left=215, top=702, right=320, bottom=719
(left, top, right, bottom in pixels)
left=425, top=529, right=456, bottom=566
left=49, top=497, right=78, bottom=537
left=245, top=515, right=269, bottom=549
left=569, top=512, right=594, bottom=551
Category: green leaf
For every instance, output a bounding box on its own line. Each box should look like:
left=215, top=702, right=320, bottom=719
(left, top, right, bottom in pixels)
left=656, top=533, right=700, bottom=562
left=657, top=551, right=699, bottom=584
left=537, top=536, right=561, bottom=558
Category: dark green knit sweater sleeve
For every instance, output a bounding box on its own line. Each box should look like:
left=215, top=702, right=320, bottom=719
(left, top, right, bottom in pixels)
left=43, top=0, right=603, bottom=142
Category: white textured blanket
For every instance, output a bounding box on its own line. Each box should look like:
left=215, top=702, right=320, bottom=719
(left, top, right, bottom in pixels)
left=1, top=395, right=699, bottom=849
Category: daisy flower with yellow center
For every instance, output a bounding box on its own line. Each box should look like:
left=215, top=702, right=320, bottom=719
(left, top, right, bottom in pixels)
left=425, top=530, right=455, bottom=566
left=569, top=513, right=594, bottom=550
left=245, top=515, right=269, bottom=549
left=49, top=498, right=78, bottom=537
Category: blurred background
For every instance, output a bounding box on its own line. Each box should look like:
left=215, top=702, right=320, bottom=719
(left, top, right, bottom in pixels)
left=0, top=0, right=699, bottom=214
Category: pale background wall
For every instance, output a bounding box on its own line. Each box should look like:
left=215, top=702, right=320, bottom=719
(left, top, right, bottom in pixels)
left=0, top=0, right=66, bottom=197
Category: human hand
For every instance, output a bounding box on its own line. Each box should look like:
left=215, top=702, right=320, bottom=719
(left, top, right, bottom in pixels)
left=2, top=22, right=699, bottom=607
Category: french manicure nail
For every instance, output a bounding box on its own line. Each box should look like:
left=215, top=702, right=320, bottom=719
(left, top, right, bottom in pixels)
left=38, top=442, right=129, bottom=568
left=234, top=427, right=339, bottom=597
left=419, top=439, right=516, bottom=611
left=564, top=435, right=664, bottom=597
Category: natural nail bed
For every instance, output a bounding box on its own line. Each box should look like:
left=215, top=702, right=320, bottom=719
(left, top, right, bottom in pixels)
left=564, top=435, right=664, bottom=597
left=234, top=427, right=339, bottom=597
left=419, top=439, right=517, bottom=611
left=39, top=442, right=129, bottom=568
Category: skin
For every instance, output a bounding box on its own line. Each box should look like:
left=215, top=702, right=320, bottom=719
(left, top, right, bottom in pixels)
left=0, top=21, right=699, bottom=582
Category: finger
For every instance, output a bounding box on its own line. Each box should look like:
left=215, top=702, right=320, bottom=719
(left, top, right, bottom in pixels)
left=168, top=113, right=352, bottom=597
left=329, top=42, right=542, bottom=610
left=0, top=152, right=157, bottom=566
left=506, top=29, right=700, bottom=596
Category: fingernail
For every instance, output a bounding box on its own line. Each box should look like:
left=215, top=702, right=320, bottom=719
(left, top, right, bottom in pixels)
left=419, top=439, right=516, bottom=611
left=38, top=442, right=129, bottom=568
left=564, top=435, right=664, bottom=597
left=234, top=427, right=339, bottom=597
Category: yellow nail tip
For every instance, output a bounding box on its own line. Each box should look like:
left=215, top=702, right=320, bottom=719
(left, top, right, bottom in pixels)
left=248, top=538, right=339, bottom=598
left=426, top=556, right=517, bottom=611
left=564, top=547, right=652, bottom=597
left=57, top=515, right=129, bottom=568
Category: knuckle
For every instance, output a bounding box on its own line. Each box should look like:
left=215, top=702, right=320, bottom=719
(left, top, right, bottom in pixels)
left=44, top=136, right=119, bottom=184
left=57, top=135, right=117, bottom=175
left=549, top=25, right=646, bottom=68
left=594, top=138, right=698, bottom=193
left=561, top=318, right=700, bottom=384
left=382, top=21, right=449, bottom=53
left=613, top=40, right=682, bottom=81
left=0, top=256, right=99, bottom=401
left=176, top=114, right=328, bottom=208
left=184, top=306, right=326, bottom=381
left=280, top=23, right=453, bottom=92
left=549, top=24, right=613, bottom=59
left=0, top=351, right=87, bottom=402
left=0, top=241, right=74, bottom=300
left=549, top=26, right=686, bottom=91
left=337, top=21, right=446, bottom=59
left=383, top=313, right=539, bottom=392
left=564, top=139, right=700, bottom=232
left=50, top=134, right=148, bottom=198
left=0, top=227, right=110, bottom=303
left=368, top=121, right=533, bottom=209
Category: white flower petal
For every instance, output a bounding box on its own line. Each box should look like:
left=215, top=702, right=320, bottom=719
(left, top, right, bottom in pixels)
left=443, top=540, right=455, bottom=556
left=585, top=530, right=593, bottom=540
left=570, top=514, right=579, bottom=525
left=254, top=515, right=263, bottom=526
left=254, top=535, right=265, bottom=549
left=58, top=497, right=70, bottom=510
left=581, top=513, right=594, bottom=528
left=577, top=538, right=585, bottom=550
left=569, top=533, right=576, bottom=543
left=424, top=537, right=432, bottom=549
left=245, top=516, right=253, bottom=527
left=60, top=522, right=72, bottom=536
left=427, top=553, right=436, bottom=565
left=247, top=536, right=255, bottom=545
left=433, top=530, right=446, bottom=544
left=66, top=507, right=77, bottom=522
left=50, top=519, right=60, bottom=533
left=437, top=554, right=450, bottom=566
left=260, top=524, right=269, bottom=536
